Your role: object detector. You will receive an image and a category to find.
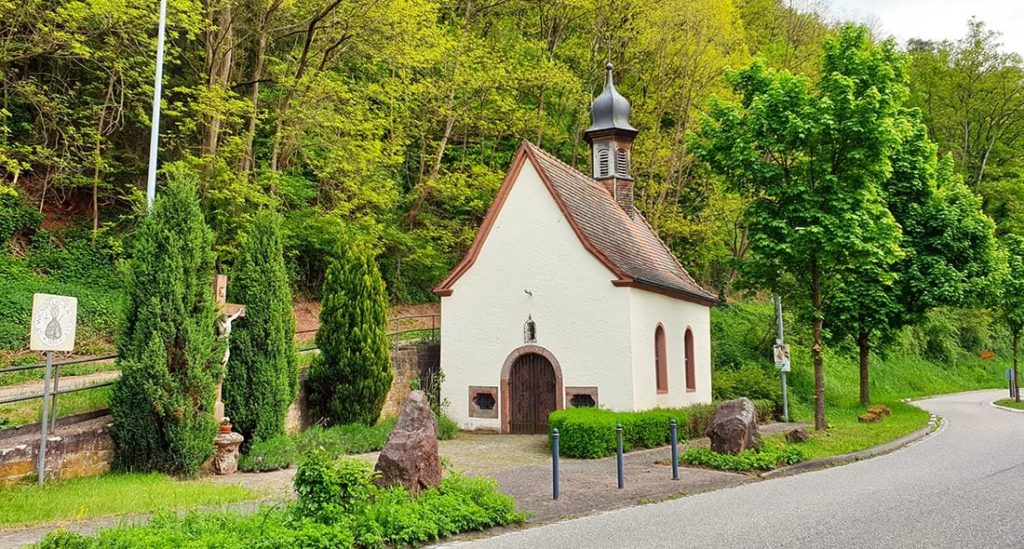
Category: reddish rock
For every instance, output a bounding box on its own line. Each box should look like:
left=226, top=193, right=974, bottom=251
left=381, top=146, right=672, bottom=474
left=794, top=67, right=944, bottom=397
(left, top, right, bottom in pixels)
left=707, top=398, right=761, bottom=455
left=375, top=390, right=441, bottom=494
left=786, top=427, right=810, bottom=443
left=858, top=412, right=882, bottom=423
left=867, top=405, right=891, bottom=417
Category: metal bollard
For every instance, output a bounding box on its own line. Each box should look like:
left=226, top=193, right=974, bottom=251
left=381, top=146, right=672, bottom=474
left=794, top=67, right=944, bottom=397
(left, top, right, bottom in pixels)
left=616, top=422, right=624, bottom=489
left=552, top=428, right=560, bottom=500
left=670, top=419, right=679, bottom=481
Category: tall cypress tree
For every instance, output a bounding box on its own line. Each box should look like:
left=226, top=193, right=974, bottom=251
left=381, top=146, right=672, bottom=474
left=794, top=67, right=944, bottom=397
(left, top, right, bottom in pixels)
left=307, top=245, right=392, bottom=426
left=110, top=171, right=222, bottom=475
left=224, top=211, right=298, bottom=445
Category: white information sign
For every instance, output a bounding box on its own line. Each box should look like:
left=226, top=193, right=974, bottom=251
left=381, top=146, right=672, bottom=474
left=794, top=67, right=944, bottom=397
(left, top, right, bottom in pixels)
left=29, top=293, right=78, bottom=352
left=773, top=343, right=791, bottom=372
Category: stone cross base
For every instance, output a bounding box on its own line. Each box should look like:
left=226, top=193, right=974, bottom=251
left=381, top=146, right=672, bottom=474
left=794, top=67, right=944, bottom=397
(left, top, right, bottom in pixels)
left=212, top=431, right=244, bottom=475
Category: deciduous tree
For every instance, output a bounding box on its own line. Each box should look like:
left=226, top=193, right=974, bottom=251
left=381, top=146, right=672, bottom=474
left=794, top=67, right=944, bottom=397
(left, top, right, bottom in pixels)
left=693, top=25, right=905, bottom=429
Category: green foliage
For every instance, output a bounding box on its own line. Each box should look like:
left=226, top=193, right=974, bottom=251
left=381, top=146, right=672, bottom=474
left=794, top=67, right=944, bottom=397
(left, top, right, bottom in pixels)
left=294, top=418, right=396, bottom=456
left=436, top=414, right=459, bottom=441
left=294, top=456, right=378, bottom=521
left=109, top=172, right=222, bottom=475
left=548, top=407, right=687, bottom=459
left=0, top=186, right=41, bottom=242
left=238, top=435, right=297, bottom=473
left=224, top=211, right=298, bottom=447
left=713, top=365, right=782, bottom=407
left=998, top=235, right=1024, bottom=337
left=38, top=468, right=523, bottom=549
left=681, top=444, right=804, bottom=471
left=308, top=245, right=392, bottom=426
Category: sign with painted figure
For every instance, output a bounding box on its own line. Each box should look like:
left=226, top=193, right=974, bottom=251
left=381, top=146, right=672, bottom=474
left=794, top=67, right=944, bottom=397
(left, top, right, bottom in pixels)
left=29, top=293, right=78, bottom=352
left=773, top=343, right=791, bottom=372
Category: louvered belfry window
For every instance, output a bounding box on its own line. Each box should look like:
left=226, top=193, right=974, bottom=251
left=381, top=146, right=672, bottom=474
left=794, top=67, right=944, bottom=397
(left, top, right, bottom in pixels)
left=597, top=145, right=611, bottom=178
left=615, top=147, right=629, bottom=177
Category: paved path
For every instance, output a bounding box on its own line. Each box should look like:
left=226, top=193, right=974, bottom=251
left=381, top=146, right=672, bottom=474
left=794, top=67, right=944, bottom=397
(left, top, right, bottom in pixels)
left=457, top=390, right=1024, bottom=549
left=0, top=371, right=119, bottom=402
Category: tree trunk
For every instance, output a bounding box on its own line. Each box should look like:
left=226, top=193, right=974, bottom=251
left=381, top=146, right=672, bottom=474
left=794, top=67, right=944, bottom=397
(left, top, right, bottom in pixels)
left=1014, top=331, right=1020, bottom=403
left=858, top=332, right=870, bottom=405
left=811, top=260, right=826, bottom=430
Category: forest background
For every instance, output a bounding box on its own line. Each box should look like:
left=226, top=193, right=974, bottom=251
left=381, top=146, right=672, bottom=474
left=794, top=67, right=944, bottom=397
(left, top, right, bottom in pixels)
left=2, top=0, right=1023, bottom=409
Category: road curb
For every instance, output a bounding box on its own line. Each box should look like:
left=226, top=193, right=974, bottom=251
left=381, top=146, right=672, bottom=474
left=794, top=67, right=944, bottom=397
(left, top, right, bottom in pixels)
left=990, top=401, right=1024, bottom=413
left=758, top=413, right=939, bottom=479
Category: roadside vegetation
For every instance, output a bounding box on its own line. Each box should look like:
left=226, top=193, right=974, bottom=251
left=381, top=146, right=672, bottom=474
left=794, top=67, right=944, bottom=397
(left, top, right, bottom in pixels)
left=36, top=456, right=523, bottom=548
left=0, top=473, right=257, bottom=528
left=993, top=399, right=1024, bottom=411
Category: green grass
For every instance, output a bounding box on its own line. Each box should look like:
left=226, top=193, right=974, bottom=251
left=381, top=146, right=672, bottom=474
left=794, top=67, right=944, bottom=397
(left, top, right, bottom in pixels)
left=993, top=398, right=1024, bottom=410
left=0, top=473, right=259, bottom=528
left=0, top=385, right=112, bottom=428
left=779, top=401, right=931, bottom=460
left=0, top=360, right=119, bottom=388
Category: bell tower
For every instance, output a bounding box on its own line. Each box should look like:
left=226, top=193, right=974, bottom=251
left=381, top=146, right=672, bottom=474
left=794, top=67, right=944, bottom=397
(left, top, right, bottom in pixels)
left=583, top=63, right=638, bottom=215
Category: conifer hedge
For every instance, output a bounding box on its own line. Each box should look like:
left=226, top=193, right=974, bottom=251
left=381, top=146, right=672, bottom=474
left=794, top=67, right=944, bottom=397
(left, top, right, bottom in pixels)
left=110, top=173, right=222, bottom=475
left=224, top=211, right=298, bottom=446
left=307, top=245, right=392, bottom=426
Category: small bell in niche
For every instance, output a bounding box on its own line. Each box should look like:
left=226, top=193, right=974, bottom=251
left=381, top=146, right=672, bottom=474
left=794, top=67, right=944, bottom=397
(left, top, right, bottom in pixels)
left=523, top=316, right=536, bottom=343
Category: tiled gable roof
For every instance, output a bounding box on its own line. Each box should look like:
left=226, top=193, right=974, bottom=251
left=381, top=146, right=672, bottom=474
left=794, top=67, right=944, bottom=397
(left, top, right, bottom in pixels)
left=434, top=141, right=719, bottom=306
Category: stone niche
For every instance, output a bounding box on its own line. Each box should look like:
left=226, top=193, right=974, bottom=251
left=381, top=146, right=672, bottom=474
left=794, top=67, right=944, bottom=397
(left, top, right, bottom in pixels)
left=468, top=386, right=498, bottom=418
left=565, top=386, right=599, bottom=408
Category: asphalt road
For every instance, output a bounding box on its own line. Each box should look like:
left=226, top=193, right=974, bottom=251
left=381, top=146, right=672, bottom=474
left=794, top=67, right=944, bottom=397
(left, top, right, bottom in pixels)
left=460, top=390, right=1024, bottom=549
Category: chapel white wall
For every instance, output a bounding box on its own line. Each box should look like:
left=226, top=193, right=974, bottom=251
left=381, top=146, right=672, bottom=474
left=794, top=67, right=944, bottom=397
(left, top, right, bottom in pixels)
left=440, top=159, right=634, bottom=430
left=628, top=287, right=713, bottom=410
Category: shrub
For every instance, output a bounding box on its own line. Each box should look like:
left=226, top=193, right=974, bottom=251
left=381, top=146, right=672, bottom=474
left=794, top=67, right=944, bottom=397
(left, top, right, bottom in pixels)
left=437, top=414, right=459, bottom=440
left=294, top=456, right=378, bottom=521
left=681, top=445, right=804, bottom=471
left=549, top=400, right=777, bottom=459
left=109, top=171, right=222, bottom=475
left=294, top=418, right=395, bottom=456
left=224, top=210, right=299, bottom=448
left=713, top=364, right=783, bottom=409
left=307, top=245, right=392, bottom=426
left=0, top=186, right=41, bottom=242
left=239, top=435, right=297, bottom=472
left=548, top=408, right=687, bottom=459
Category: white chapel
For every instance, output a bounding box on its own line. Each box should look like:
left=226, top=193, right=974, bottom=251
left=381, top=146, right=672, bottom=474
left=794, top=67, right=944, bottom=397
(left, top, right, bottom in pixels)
left=434, top=64, right=718, bottom=433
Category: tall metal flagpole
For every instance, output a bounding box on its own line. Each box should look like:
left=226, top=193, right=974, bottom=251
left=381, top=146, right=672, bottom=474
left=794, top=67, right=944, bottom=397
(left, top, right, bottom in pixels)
left=146, top=0, right=169, bottom=211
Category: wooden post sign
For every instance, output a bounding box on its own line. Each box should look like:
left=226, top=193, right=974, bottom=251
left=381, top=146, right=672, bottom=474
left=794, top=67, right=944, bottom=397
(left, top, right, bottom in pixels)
left=29, top=293, right=77, bottom=485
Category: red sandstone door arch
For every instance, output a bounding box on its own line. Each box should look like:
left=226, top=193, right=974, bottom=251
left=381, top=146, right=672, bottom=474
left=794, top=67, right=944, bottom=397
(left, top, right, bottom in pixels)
left=500, top=345, right=563, bottom=434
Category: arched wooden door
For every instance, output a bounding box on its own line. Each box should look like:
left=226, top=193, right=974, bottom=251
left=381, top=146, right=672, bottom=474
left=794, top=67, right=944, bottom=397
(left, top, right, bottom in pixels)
left=508, top=353, right=557, bottom=434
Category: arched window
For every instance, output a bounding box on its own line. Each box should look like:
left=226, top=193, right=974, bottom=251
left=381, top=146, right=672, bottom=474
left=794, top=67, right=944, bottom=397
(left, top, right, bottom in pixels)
left=655, top=325, right=668, bottom=393
left=684, top=328, right=696, bottom=392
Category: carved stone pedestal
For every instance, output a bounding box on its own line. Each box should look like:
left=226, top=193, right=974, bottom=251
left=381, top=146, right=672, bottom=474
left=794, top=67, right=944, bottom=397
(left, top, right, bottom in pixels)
left=213, top=431, right=244, bottom=475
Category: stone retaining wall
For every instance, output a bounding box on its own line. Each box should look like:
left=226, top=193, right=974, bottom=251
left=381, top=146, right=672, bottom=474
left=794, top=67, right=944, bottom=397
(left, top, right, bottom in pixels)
left=285, top=341, right=440, bottom=433
left=0, top=415, right=112, bottom=485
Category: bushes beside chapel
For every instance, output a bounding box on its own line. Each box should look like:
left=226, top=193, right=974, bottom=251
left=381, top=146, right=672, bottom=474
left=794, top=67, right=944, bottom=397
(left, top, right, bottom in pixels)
left=549, top=400, right=775, bottom=459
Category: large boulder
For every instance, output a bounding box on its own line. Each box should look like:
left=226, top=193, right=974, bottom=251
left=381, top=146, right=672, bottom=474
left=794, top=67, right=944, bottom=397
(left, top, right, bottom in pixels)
left=374, top=390, right=441, bottom=494
left=706, top=398, right=761, bottom=455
